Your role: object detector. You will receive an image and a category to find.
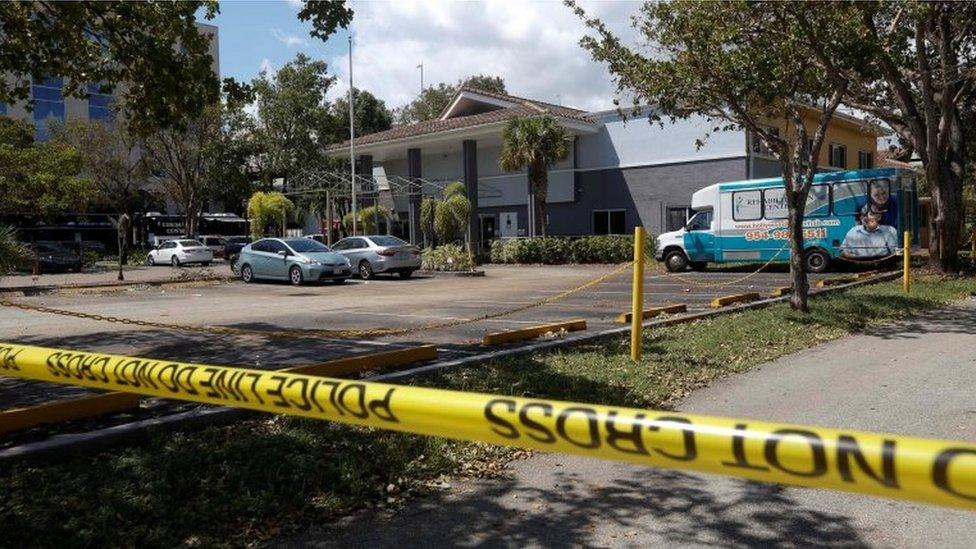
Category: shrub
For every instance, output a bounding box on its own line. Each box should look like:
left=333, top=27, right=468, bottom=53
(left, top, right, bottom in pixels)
left=488, top=235, right=657, bottom=264
left=342, top=205, right=389, bottom=234
left=421, top=244, right=474, bottom=271
left=434, top=193, right=470, bottom=243
left=0, top=225, right=31, bottom=275
left=247, top=191, right=294, bottom=239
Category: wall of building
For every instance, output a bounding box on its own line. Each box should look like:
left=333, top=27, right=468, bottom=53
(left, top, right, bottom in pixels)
left=759, top=110, right=879, bottom=170
left=577, top=110, right=748, bottom=170
left=376, top=140, right=575, bottom=208
left=547, top=157, right=748, bottom=236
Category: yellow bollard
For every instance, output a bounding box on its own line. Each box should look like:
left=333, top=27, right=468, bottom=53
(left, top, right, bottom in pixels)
left=630, top=226, right=646, bottom=361
left=903, top=230, right=911, bottom=294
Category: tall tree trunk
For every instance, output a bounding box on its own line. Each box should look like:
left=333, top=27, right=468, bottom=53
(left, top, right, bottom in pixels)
left=532, top=161, right=549, bottom=237
left=786, top=186, right=810, bottom=312
left=930, top=170, right=964, bottom=275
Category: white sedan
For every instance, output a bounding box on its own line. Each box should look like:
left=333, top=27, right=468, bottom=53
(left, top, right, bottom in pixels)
left=147, top=239, right=214, bottom=267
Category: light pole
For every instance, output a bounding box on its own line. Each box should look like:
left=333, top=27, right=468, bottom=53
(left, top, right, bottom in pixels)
left=349, top=35, right=357, bottom=235
left=417, top=62, right=424, bottom=94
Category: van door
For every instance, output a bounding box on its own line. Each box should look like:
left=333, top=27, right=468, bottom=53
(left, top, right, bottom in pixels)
left=684, top=210, right=715, bottom=261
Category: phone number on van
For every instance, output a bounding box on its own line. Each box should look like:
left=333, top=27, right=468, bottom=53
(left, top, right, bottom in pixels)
left=744, top=227, right=828, bottom=241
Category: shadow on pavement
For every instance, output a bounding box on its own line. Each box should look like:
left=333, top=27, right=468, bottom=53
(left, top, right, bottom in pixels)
left=283, top=467, right=867, bottom=548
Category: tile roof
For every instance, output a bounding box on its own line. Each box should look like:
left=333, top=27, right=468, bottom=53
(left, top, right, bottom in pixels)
left=326, top=88, right=595, bottom=152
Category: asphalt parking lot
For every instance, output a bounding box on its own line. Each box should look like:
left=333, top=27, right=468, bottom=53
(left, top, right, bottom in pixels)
left=0, top=263, right=849, bottom=414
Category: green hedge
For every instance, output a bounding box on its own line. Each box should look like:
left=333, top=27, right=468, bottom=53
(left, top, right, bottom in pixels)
left=489, top=235, right=656, bottom=264
left=421, top=244, right=474, bottom=271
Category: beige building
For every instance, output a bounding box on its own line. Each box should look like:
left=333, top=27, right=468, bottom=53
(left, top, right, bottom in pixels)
left=1, top=22, right=219, bottom=141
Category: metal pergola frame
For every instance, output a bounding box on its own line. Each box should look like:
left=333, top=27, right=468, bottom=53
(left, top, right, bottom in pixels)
left=283, top=169, right=502, bottom=245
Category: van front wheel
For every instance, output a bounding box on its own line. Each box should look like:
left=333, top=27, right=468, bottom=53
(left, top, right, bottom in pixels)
left=803, top=249, right=830, bottom=274
left=664, top=250, right=689, bottom=272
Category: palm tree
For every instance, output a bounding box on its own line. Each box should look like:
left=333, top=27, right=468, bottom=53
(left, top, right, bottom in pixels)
left=499, top=115, right=569, bottom=236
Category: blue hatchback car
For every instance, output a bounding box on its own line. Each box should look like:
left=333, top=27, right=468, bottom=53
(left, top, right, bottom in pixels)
left=236, top=238, right=352, bottom=285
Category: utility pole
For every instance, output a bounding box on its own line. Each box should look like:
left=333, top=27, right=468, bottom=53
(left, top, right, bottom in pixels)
left=349, top=35, right=357, bottom=235
left=417, top=62, right=424, bottom=94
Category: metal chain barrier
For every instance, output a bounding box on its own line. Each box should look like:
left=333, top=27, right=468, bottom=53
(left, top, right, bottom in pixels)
left=0, top=261, right=634, bottom=340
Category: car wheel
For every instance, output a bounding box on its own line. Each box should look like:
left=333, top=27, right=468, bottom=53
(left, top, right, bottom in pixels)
left=240, top=264, right=254, bottom=283
left=289, top=265, right=304, bottom=285
left=804, top=248, right=830, bottom=274
left=332, top=278, right=346, bottom=285
left=664, top=250, right=689, bottom=272
left=398, top=269, right=414, bottom=279
left=171, top=256, right=181, bottom=267
left=359, top=260, right=374, bottom=280
left=147, top=255, right=155, bottom=266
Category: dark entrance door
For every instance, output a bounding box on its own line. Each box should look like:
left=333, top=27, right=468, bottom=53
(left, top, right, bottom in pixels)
left=480, top=216, right=496, bottom=248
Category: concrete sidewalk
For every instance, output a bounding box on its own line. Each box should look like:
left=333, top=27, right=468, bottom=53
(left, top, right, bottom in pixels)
left=282, top=298, right=976, bottom=548
left=0, top=262, right=229, bottom=290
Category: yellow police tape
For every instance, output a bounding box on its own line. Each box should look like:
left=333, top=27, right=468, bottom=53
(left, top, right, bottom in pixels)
left=1, top=342, right=974, bottom=509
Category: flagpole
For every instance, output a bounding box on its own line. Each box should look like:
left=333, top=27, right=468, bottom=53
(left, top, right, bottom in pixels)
left=349, top=35, right=357, bottom=235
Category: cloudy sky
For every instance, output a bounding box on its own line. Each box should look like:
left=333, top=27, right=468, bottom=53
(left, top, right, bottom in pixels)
left=210, top=0, right=641, bottom=113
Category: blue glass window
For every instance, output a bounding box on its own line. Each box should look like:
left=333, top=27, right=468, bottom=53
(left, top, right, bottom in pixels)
left=0, top=102, right=6, bottom=116
left=87, top=82, right=113, bottom=121
left=32, top=77, right=65, bottom=141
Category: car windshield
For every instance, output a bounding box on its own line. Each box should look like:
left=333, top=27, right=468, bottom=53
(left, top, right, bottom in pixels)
left=37, top=244, right=66, bottom=253
left=284, top=239, right=330, bottom=253
left=227, top=237, right=250, bottom=244
left=370, top=236, right=408, bottom=247
left=178, top=240, right=205, bottom=247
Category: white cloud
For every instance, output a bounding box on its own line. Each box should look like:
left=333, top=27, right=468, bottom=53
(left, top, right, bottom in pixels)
left=285, top=0, right=304, bottom=10
left=259, top=58, right=275, bottom=76
left=329, top=0, right=640, bottom=112
left=271, top=27, right=308, bottom=48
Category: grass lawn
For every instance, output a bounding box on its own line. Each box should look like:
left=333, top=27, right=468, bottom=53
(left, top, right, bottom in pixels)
left=1, top=275, right=974, bottom=547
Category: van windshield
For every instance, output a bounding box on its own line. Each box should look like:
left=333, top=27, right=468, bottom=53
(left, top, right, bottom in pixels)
left=686, top=211, right=712, bottom=231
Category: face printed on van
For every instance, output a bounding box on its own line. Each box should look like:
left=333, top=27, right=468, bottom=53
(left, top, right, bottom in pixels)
left=862, top=209, right=882, bottom=232
left=870, top=180, right=889, bottom=206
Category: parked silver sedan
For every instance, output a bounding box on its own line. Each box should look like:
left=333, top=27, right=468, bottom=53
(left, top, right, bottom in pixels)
left=331, top=235, right=421, bottom=279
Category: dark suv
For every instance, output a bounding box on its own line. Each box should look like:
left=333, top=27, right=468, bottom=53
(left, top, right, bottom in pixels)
left=223, top=236, right=251, bottom=272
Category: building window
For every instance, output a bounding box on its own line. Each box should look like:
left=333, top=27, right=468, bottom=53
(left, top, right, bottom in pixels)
left=858, top=150, right=873, bottom=169
left=32, top=77, right=65, bottom=141
left=751, top=126, right=779, bottom=156
left=87, top=82, right=113, bottom=121
left=666, top=207, right=691, bottom=232
left=0, top=102, right=6, bottom=116
left=828, top=143, right=847, bottom=169
left=593, top=209, right=625, bottom=235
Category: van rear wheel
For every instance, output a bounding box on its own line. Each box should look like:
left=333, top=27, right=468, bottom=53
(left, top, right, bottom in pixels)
left=803, top=249, right=830, bottom=274
left=664, top=250, right=689, bottom=272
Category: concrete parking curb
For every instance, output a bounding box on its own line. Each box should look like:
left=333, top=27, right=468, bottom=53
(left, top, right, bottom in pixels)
left=417, top=270, right=486, bottom=277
